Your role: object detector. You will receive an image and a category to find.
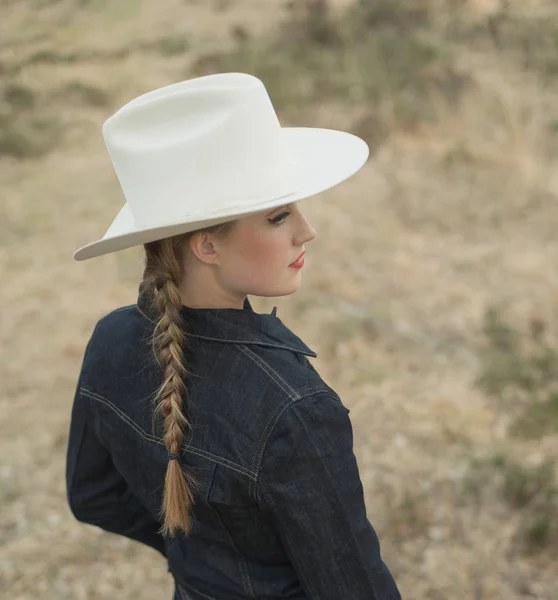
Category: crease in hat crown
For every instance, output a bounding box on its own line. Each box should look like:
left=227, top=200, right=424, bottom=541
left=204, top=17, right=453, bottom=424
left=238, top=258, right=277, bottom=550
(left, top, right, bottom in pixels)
left=101, top=73, right=298, bottom=230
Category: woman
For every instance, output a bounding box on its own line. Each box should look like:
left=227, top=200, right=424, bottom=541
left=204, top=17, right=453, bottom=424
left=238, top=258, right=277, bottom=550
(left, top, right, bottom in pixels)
left=66, top=73, right=401, bottom=600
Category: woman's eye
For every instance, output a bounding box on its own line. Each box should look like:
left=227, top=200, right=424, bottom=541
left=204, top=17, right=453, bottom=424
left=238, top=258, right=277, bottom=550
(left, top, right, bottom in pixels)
left=268, top=211, right=291, bottom=225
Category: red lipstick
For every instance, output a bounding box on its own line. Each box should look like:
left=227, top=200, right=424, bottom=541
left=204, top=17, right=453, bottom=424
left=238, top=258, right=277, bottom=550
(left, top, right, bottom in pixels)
left=289, top=251, right=305, bottom=269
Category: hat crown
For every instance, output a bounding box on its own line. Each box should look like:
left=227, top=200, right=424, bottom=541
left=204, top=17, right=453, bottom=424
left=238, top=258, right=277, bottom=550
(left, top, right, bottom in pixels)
left=102, top=73, right=295, bottom=229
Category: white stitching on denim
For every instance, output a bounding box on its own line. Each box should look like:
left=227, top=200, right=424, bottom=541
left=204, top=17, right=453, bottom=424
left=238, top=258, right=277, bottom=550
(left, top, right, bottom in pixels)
left=249, top=400, right=289, bottom=500
left=194, top=334, right=315, bottom=357
left=248, top=385, right=332, bottom=499
left=240, top=558, right=255, bottom=597
left=206, top=469, right=256, bottom=597
left=82, top=389, right=162, bottom=443
left=135, top=304, right=317, bottom=356
left=237, top=344, right=296, bottom=395
left=135, top=304, right=157, bottom=324
left=238, top=551, right=255, bottom=596
left=96, top=305, right=137, bottom=326
left=176, top=584, right=192, bottom=600
left=107, top=304, right=135, bottom=314
left=235, top=344, right=296, bottom=397
left=186, top=447, right=256, bottom=480
left=259, top=489, right=319, bottom=598
left=177, top=582, right=218, bottom=600
left=81, top=388, right=257, bottom=480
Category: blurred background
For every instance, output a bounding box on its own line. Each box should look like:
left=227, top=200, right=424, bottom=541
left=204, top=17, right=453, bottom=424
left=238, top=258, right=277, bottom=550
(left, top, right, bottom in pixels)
left=1, top=0, right=557, bottom=598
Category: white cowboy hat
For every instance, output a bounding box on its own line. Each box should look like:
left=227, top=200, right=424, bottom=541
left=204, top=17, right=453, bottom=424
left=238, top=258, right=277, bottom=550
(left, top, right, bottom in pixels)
left=73, top=72, right=369, bottom=261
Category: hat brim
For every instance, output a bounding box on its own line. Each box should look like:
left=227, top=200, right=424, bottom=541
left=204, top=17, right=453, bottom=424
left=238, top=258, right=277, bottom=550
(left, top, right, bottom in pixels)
left=73, top=127, right=369, bottom=261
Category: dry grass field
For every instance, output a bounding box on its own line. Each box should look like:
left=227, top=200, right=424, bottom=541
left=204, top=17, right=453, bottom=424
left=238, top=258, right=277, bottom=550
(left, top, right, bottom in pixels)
left=1, top=1, right=557, bottom=598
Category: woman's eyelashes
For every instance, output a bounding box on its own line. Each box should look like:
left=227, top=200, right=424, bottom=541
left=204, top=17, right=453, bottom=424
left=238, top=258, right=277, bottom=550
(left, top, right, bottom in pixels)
left=268, top=211, right=291, bottom=225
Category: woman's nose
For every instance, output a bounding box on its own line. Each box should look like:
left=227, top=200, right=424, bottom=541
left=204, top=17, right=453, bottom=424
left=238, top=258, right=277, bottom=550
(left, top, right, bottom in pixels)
left=296, top=210, right=317, bottom=244
left=304, top=223, right=317, bottom=243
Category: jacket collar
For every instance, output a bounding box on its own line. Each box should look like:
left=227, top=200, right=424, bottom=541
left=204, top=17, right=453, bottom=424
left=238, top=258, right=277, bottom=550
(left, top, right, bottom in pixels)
left=135, top=282, right=317, bottom=358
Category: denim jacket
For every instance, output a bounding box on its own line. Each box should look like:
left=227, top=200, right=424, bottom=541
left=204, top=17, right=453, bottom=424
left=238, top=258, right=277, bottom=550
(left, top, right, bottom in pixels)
left=65, top=282, right=401, bottom=600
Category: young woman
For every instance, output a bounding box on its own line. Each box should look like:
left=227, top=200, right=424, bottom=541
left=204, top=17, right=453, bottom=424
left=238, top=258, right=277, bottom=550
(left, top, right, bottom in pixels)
left=66, top=73, right=401, bottom=600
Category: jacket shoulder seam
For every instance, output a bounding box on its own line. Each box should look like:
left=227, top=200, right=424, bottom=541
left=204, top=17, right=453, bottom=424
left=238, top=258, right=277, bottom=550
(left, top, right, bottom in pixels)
left=235, top=343, right=299, bottom=398
left=249, top=386, right=337, bottom=500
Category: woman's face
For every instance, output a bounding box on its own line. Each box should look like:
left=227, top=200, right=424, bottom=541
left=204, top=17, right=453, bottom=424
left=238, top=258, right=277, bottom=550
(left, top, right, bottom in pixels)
left=181, top=202, right=317, bottom=308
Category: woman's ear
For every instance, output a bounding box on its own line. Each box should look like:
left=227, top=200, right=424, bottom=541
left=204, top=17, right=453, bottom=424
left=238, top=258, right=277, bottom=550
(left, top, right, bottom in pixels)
left=186, top=232, right=220, bottom=265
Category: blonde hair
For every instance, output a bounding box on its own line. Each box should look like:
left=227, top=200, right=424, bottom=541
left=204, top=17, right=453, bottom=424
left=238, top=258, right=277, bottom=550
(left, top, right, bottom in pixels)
left=142, top=220, right=235, bottom=537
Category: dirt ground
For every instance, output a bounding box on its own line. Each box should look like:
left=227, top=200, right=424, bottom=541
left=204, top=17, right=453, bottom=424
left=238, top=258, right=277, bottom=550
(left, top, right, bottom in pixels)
left=1, top=1, right=557, bottom=598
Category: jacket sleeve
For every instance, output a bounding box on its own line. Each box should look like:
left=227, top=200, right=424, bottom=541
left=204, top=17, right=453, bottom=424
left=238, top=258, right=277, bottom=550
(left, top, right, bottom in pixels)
left=65, top=331, right=167, bottom=559
left=256, top=392, right=401, bottom=600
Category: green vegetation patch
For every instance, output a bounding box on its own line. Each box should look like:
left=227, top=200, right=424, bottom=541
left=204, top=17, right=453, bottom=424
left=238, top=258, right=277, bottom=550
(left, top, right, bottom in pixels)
left=477, top=306, right=558, bottom=439
left=470, top=307, right=558, bottom=554
left=464, top=451, right=557, bottom=554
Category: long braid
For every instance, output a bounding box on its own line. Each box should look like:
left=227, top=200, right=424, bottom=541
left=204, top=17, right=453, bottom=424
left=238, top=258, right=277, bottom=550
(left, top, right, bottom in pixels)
left=142, top=235, right=197, bottom=537
left=141, top=220, right=234, bottom=537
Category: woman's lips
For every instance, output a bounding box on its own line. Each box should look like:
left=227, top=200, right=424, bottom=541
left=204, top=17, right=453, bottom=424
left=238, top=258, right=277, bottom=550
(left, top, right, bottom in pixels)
left=289, top=251, right=305, bottom=268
